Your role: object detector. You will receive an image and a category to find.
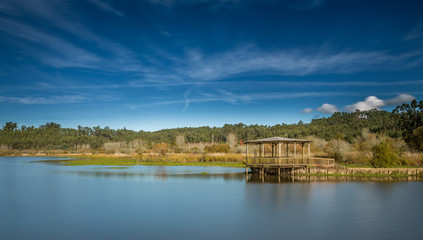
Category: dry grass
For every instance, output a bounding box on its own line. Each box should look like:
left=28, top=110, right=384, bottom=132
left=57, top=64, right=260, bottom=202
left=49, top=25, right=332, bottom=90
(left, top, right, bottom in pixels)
left=139, top=153, right=245, bottom=163
left=401, top=152, right=423, bottom=166
left=36, top=153, right=246, bottom=167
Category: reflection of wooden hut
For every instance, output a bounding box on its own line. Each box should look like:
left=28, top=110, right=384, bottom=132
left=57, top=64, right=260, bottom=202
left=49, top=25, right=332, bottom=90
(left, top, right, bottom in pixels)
left=244, top=137, right=334, bottom=175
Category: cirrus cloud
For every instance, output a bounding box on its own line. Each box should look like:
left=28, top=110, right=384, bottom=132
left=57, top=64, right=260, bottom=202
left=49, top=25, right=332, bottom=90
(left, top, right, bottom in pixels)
left=0, top=95, right=88, bottom=104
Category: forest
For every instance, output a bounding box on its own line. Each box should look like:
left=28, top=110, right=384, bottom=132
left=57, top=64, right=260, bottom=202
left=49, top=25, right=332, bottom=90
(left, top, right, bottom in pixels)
left=1, top=100, right=423, bottom=166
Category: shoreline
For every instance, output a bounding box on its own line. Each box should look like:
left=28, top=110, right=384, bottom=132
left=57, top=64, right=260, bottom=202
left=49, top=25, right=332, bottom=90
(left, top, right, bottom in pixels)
left=3, top=153, right=423, bottom=176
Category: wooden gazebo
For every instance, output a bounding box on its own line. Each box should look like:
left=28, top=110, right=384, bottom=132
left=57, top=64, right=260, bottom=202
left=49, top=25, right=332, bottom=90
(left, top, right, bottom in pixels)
left=244, top=137, right=334, bottom=175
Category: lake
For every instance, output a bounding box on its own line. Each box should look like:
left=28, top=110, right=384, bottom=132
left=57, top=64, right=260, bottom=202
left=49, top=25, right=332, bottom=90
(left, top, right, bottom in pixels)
left=1, top=157, right=422, bottom=240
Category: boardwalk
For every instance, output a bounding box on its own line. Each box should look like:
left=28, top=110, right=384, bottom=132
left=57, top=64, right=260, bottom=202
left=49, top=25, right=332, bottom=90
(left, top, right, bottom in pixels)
left=245, top=137, right=335, bottom=175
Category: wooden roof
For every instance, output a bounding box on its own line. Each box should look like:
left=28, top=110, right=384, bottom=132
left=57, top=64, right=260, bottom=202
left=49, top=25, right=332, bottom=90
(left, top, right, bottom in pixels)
left=244, top=137, right=312, bottom=144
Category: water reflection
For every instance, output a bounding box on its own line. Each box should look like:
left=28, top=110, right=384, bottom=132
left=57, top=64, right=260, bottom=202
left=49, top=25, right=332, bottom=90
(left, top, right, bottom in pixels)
left=59, top=170, right=246, bottom=181
left=246, top=174, right=423, bottom=183
left=59, top=169, right=423, bottom=184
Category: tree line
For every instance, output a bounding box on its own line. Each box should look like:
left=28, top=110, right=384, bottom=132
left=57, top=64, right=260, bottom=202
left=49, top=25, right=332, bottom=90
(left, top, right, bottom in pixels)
left=1, top=99, right=422, bottom=151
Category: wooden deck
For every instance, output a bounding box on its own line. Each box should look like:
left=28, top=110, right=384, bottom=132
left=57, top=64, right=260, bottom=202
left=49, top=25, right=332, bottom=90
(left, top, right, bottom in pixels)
left=245, top=157, right=335, bottom=175
left=246, top=157, right=335, bottom=166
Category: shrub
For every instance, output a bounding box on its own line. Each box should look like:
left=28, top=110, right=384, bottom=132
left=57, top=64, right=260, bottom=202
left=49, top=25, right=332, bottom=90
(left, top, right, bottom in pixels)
left=306, top=136, right=327, bottom=154
left=369, top=141, right=398, bottom=168
left=204, top=144, right=230, bottom=153
left=325, top=139, right=352, bottom=162
left=409, top=126, right=423, bottom=151
left=153, top=143, right=169, bottom=155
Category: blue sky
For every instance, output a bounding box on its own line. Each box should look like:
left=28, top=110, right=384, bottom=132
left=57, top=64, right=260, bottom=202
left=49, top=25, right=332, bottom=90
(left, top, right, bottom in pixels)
left=0, top=0, right=422, bottom=131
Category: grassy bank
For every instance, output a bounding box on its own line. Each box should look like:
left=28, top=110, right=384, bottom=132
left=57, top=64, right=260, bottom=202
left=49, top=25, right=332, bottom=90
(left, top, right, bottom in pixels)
left=38, top=154, right=246, bottom=168
left=339, top=163, right=423, bottom=168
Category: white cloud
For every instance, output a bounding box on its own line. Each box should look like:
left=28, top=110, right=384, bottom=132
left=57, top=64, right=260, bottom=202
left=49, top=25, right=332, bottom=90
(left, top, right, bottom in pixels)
left=301, top=108, right=313, bottom=114
left=385, top=94, right=415, bottom=105
left=344, top=94, right=415, bottom=112
left=317, top=103, right=339, bottom=114
left=344, top=96, right=385, bottom=112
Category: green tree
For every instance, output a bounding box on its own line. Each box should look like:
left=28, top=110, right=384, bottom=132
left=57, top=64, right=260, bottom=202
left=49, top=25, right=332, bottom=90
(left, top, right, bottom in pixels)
left=3, top=122, right=17, bottom=131
left=369, top=141, right=398, bottom=168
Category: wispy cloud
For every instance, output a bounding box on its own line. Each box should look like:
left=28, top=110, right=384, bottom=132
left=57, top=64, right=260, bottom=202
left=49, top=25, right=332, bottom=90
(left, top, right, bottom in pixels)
left=0, top=0, right=421, bottom=113
left=0, top=0, right=142, bottom=72
left=142, top=91, right=357, bottom=110
left=147, top=0, right=244, bottom=8
left=1, top=0, right=421, bottom=90
left=210, top=79, right=423, bottom=88
left=301, top=108, right=313, bottom=114
left=0, top=18, right=101, bottom=68
left=173, top=46, right=399, bottom=82
left=147, top=0, right=326, bottom=10
left=404, top=20, right=423, bottom=41
left=88, top=0, right=124, bottom=16
left=0, top=95, right=88, bottom=104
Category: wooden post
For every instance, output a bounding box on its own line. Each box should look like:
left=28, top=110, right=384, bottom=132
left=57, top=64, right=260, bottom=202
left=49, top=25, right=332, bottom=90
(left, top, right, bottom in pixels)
left=259, top=144, right=263, bottom=157
left=294, top=143, right=296, bottom=157
left=246, top=144, right=248, bottom=165
left=278, top=143, right=281, bottom=157
left=308, top=143, right=311, bottom=165
left=286, top=143, right=289, bottom=157
left=261, top=144, right=265, bottom=157
left=271, top=144, right=275, bottom=157
left=308, top=142, right=311, bottom=158
left=302, top=143, right=304, bottom=161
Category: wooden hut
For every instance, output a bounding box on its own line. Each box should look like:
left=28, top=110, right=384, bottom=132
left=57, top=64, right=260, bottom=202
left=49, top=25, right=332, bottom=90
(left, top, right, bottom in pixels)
left=244, top=137, right=334, bottom=175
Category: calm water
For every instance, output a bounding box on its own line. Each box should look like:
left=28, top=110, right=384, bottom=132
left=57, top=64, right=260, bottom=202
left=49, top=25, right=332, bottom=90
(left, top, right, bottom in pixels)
left=1, top=157, right=422, bottom=240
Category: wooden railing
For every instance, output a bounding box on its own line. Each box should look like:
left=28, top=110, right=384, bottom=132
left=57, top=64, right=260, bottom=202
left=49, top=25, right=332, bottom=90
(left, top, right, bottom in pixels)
left=246, top=157, right=335, bottom=167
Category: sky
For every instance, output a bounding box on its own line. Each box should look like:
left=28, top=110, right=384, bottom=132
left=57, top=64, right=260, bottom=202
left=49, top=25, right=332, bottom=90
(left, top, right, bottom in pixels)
left=0, top=0, right=423, bottom=131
